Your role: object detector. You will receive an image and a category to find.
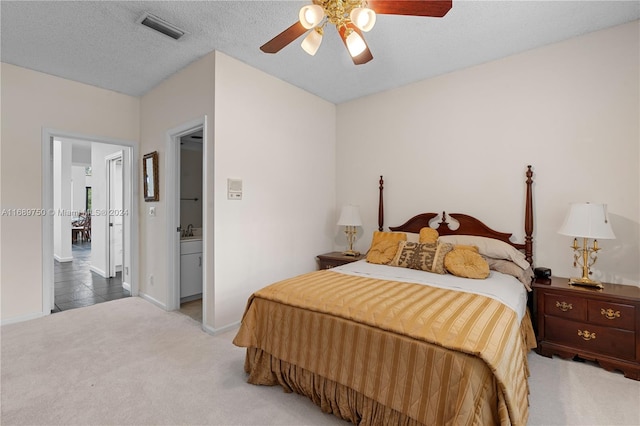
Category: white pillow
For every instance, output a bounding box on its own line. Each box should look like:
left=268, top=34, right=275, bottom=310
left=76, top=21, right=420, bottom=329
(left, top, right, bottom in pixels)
left=438, top=235, right=529, bottom=270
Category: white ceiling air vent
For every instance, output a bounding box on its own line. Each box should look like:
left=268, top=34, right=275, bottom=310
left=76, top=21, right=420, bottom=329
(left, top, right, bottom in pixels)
left=139, top=12, right=185, bottom=40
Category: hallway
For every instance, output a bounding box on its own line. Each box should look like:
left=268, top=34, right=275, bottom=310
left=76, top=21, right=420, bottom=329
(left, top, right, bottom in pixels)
left=53, top=241, right=129, bottom=312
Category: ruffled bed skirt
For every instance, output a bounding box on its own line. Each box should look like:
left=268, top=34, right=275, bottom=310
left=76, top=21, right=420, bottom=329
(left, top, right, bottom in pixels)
left=241, top=309, right=536, bottom=426
left=244, top=346, right=424, bottom=426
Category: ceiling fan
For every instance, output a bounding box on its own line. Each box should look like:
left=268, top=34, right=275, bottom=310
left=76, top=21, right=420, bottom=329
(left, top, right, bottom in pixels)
left=260, top=0, right=453, bottom=65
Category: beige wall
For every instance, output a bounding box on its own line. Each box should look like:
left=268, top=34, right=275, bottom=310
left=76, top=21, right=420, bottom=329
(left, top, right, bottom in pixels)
left=212, top=52, right=336, bottom=329
left=139, top=51, right=336, bottom=331
left=139, top=52, right=215, bottom=310
left=336, top=21, right=640, bottom=285
left=0, top=63, right=140, bottom=321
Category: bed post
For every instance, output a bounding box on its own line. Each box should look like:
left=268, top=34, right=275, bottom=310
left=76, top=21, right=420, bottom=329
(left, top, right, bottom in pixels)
left=378, top=176, right=384, bottom=231
left=524, top=165, right=534, bottom=265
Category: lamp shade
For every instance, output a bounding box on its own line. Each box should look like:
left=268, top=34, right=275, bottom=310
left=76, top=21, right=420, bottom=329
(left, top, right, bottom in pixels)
left=301, top=28, right=323, bottom=56
left=350, top=7, right=376, bottom=32
left=299, top=5, right=324, bottom=29
left=345, top=31, right=366, bottom=57
left=558, top=202, right=615, bottom=239
left=337, top=205, right=362, bottom=227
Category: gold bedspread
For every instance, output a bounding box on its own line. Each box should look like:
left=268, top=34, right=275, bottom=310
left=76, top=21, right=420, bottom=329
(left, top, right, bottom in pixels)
left=233, top=269, right=535, bottom=426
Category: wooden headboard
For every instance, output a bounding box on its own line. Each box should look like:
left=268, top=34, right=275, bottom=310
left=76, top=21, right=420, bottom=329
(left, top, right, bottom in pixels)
left=378, top=165, right=534, bottom=265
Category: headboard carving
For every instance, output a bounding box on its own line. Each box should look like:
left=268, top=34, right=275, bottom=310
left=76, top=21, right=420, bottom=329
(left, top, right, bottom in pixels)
left=379, top=165, right=534, bottom=265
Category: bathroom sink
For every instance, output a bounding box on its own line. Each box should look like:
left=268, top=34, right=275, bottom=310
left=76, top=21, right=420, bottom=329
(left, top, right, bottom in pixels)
left=180, top=239, right=202, bottom=255
left=180, top=235, right=202, bottom=241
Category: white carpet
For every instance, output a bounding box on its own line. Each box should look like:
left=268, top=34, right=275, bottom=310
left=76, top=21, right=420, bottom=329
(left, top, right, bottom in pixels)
left=1, top=297, right=639, bottom=425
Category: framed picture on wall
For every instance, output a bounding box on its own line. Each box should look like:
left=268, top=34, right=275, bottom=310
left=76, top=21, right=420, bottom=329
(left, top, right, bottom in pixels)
left=143, top=151, right=159, bottom=202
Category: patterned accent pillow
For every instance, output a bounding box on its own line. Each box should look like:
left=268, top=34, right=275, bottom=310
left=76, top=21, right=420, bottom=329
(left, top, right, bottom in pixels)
left=366, top=231, right=407, bottom=264
left=389, top=241, right=454, bottom=274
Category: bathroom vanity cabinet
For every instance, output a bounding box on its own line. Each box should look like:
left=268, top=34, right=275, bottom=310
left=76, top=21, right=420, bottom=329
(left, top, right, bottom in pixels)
left=180, top=239, right=203, bottom=299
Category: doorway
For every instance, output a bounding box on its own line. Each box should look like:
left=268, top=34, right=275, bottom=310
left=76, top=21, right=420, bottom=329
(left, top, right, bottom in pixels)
left=165, top=118, right=207, bottom=325
left=42, top=130, right=138, bottom=315
left=178, top=129, right=203, bottom=322
left=106, top=152, right=124, bottom=278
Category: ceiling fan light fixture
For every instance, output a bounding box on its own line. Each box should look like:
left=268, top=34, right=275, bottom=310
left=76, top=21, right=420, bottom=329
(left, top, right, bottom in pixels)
left=301, top=28, right=323, bottom=56
left=299, top=5, right=325, bottom=29
left=350, top=7, right=376, bottom=32
left=346, top=30, right=367, bottom=57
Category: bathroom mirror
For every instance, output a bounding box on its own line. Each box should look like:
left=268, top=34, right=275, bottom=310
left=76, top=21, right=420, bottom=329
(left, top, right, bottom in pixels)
left=143, top=151, right=159, bottom=202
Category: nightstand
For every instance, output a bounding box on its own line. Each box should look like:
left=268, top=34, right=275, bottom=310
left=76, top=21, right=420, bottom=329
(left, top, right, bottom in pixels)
left=532, top=276, right=640, bottom=380
left=316, top=251, right=364, bottom=270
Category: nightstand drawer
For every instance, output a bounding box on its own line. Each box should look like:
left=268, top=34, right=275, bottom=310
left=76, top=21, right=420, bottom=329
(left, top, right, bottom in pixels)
left=545, top=316, right=636, bottom=361
left=587, top=300, right=635, bottom=331
left=543, top=292, right=586, bottom=321
left=319, top=259, right=344, bottom=269
left=316, top=252, right=364, bottom=270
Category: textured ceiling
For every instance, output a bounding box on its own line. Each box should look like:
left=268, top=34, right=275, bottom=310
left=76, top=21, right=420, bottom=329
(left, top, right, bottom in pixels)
left=1, top=1, right=638, bottom=104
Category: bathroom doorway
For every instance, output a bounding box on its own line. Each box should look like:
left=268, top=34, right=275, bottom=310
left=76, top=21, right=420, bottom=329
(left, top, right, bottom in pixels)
left=165, top=118, right=207, bottom=326
left=178, top=129, right=203, bottom=322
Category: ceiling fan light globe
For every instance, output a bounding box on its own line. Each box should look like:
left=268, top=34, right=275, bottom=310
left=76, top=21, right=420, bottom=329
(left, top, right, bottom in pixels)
left=346, top=31, right=367, bottom=57
left=301, top=29, right=323, bottom=56
left=299, top=5, right=325, bottom=29
left=350, top=7, right=376, bottom=32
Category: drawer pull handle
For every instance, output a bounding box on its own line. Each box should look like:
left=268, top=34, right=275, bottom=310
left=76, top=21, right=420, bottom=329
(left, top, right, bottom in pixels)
left=556, top=301, right=573, bottom=312
left=600, top=308, right=621, bottom=320
left=577, top=329, right=596, bottom=341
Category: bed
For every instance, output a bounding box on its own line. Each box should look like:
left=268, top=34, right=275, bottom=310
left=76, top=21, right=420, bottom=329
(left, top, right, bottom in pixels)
left=233, top=166, right=536, bottom=426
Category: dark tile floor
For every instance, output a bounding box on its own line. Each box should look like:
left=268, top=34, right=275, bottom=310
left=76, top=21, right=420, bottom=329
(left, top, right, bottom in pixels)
left=53, top=241, right=130, bottom=313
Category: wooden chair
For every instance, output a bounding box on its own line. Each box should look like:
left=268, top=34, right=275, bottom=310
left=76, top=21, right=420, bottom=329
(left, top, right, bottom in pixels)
left=82, top=214, right=91, bottom=242
left=72, top=214, right=85, bottom=242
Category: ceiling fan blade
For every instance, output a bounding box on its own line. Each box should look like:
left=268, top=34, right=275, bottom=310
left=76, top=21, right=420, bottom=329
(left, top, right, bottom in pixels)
left=260, top=21, right=307, bottom=54
left=367, top=0, right=452, bottom=17
left=338, top=25, right=373, bottom=65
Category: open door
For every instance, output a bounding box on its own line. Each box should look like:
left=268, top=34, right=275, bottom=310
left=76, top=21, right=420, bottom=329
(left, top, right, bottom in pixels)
left=106, top=152, right=124, bottom=278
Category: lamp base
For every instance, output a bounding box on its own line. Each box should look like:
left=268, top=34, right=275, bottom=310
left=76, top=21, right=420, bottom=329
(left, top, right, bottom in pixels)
left=342, top=250, right=361, bottom=257
left=569, top=277, right=603, bottom=289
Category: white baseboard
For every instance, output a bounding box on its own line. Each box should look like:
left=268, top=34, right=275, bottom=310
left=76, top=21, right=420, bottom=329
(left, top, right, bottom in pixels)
left=54, top=254, right=73, bottom=263
left=1, top=310, right=46, bottom=326
left=122, top=282, right=131, bottom=292
left=202, top=320, right=240, bottom=336
left=89, top=265, right=107, bottom=278
left=138, top=292, right=167, bottom=310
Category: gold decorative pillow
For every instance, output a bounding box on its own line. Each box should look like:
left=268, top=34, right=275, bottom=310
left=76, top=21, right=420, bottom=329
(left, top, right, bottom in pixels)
left=445, top=248, right=490, bottom=279
left=366, top=231, right=407, bottom=264
left=389, top=241, right=453, bottom=274
left=454, top=244, right=479, bottom=253
left=418, top=227, right=439, bottom=244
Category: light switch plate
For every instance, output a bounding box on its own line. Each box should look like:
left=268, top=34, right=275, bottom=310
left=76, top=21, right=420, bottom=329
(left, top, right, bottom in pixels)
left=149, top=206, right=156, bottom=217
left=228, top=178, right=242, bottom=200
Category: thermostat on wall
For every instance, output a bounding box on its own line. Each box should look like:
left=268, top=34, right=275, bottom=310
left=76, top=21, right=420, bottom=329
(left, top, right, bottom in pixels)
left=227, top=178, right=242, bottom=200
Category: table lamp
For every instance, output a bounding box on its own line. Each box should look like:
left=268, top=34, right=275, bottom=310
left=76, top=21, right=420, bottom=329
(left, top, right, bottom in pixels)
left=558, top=202, right=615, bottom=288
left=337, top=205, right=362, bottom=256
